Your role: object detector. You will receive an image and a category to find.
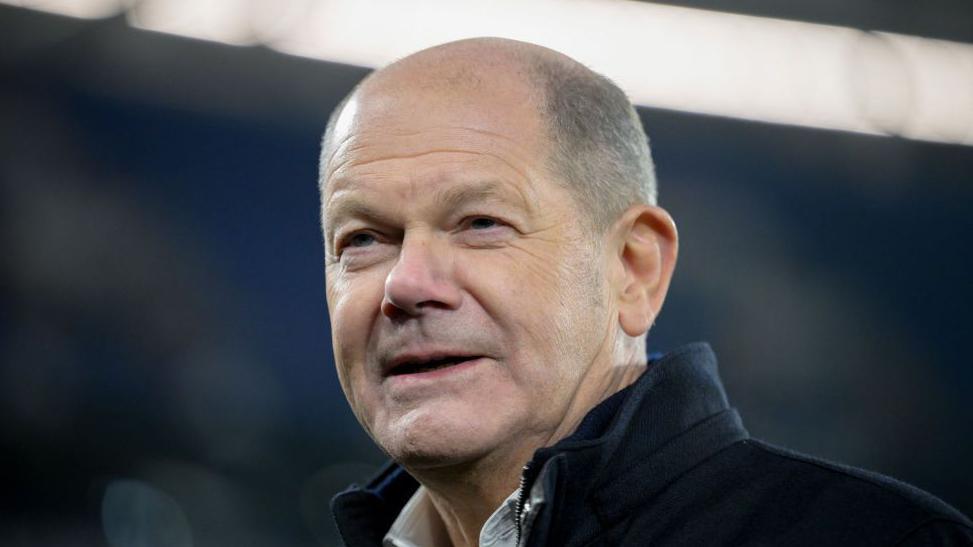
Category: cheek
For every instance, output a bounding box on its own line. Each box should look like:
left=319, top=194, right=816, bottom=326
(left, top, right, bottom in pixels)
left=326, top=270, right=386, bottom=392
left=509, top=243, right=595, bottom=321
left=460, top=245, right=588, bottom=365
left=498, top=245, right=606, bottom=356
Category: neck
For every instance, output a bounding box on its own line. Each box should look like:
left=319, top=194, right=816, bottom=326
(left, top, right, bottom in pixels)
left=404, top=444, right=528, bottom=547
left=405, top=355, right=648, bottom=547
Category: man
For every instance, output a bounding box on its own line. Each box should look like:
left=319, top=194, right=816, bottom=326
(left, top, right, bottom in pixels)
left=319, top=38, right=971, bottom=546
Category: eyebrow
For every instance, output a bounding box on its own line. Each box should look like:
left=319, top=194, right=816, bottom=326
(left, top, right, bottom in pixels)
left=324, top=179, right=532, bottom=240
left=432, top=180, right=529, bottom=212
left=323, top=197, right=394, bottom=241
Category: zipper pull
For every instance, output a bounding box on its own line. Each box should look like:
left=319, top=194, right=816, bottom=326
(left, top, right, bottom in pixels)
left=515, top=462, right=534, bottom=546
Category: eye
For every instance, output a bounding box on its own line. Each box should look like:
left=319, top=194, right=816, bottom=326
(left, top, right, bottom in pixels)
left=468, top=217, right=499, bottom=230
left=454, top=216, right=515, bottom=247
left=333, top=230, right=382, bottom=261
left=347, top=232, right=377, bottom=248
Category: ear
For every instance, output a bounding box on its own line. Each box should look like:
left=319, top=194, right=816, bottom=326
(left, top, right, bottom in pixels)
left=611, top=205, right=679, bottom=337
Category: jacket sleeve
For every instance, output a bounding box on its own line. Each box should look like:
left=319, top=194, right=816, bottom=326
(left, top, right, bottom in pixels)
left=895, top=519, right=973, bottom=546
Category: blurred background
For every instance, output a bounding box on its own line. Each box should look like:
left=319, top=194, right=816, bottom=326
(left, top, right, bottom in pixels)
left=1, top=1, right=972, bottom=545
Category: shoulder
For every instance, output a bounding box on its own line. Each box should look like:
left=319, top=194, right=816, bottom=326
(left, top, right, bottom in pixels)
left=741, top=440, right=969, bottom=523
left=609, top=439, right=972, bottom=546
left=696, top=439, right=972, bottom=545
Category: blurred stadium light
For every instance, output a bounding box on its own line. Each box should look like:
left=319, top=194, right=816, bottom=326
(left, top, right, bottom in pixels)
left=1, top=0, right=123, bottom=18
left=128, top=0, right=257, bottom=45
left=3, top=0, right=972, bottom=144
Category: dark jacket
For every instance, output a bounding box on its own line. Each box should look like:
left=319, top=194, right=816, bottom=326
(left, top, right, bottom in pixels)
left=332, top=343, right=973, bottom=546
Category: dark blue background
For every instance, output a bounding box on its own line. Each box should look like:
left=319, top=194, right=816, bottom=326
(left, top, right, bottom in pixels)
left=2, top=6, right=971, bottom=545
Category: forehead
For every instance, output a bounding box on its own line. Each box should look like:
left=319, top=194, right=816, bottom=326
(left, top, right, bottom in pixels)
left=325, top=64, right=547, bottom=172
left=322, top=142, right=545, bottom=238
left=321, top=72, right=553, bottom=208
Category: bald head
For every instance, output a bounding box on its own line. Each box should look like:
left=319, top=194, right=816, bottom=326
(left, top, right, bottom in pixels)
left=320, top=38, right=657, bottom=231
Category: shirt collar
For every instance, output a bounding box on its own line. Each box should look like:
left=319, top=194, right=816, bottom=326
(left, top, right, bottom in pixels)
left=383, top=487, right=521, bottom=547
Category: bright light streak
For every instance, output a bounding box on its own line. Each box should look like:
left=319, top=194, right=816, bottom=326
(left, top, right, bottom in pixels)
left=127, top=0, right=255, bottom=45
left=268, top=0, right=973, bottom=143
left=270, top=0, right=874, bottom=133
left=6, top=0, right=973, bottom=145
left=884, top=33, right=973, bottom=144
left=2, top=0, right=124, bottom=19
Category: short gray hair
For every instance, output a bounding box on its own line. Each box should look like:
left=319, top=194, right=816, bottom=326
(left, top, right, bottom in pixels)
left=527, top=56, right=657, bottom=232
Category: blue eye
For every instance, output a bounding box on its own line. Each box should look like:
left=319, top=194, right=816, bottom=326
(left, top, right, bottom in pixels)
left=469, top=217, right=498, bottom=230
left=348, top=232, right=376, bottom=247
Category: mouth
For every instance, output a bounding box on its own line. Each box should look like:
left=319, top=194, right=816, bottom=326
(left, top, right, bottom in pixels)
left=385, top=354, right=484, bottom=377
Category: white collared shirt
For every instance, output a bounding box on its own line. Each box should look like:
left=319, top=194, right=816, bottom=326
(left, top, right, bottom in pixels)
left=383, top=487, right=521, bottom=547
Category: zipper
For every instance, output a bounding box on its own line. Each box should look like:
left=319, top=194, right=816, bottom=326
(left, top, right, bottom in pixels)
left=514, top=461, right=536, bottom=547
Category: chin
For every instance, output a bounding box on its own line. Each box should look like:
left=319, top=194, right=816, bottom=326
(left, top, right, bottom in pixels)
left=377, top=408, right=500, bottom=470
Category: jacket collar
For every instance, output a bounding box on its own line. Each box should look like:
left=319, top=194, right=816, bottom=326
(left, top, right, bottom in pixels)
left=524, top=342, right=749, bottom=542
left=331, top=342, right=747, bottom=546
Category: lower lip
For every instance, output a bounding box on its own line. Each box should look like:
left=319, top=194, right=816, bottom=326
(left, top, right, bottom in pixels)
left=385, top=357, right=485, bottom=383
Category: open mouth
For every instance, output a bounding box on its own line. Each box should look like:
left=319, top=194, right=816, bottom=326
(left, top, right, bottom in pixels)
left=387, top=356, right=481, bottom=376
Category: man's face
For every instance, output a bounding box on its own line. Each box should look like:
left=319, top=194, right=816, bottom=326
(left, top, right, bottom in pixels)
left=321, top=74, right=618, bottom=468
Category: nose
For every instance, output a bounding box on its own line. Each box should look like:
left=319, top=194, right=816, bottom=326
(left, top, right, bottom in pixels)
left=382, top=232, right=461, bottom=319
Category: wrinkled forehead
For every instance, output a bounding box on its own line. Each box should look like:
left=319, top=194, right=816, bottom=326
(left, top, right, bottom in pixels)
left=321, top=100, right=549, bottom=223
left=322, top=65, right=548, bottom=177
